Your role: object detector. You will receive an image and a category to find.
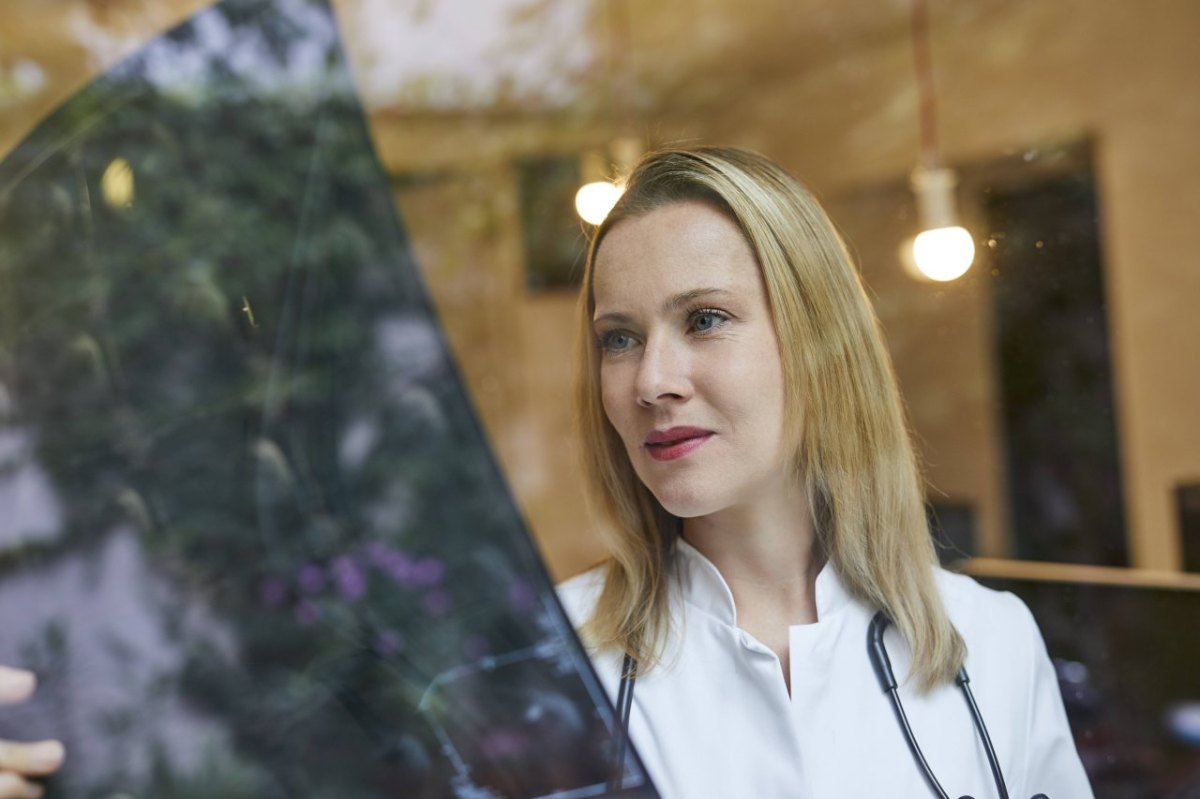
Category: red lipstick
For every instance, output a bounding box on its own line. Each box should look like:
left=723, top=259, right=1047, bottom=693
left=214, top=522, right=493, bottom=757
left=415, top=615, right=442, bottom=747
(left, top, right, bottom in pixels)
left=644, top=427, right=714, bottom=462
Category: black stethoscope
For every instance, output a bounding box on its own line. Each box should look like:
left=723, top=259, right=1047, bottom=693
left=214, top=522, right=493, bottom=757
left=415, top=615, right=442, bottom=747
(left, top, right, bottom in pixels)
left=609, top=611, right=1050, bottom=799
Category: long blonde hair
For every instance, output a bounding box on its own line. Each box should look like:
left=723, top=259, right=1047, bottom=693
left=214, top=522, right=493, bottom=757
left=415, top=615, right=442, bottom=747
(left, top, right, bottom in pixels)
left=575, top=146, right=964, bottom=692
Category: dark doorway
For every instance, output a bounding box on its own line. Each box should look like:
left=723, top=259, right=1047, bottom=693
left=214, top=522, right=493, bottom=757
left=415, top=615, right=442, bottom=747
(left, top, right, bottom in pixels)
left=984, top=170, right=1128, bottom=565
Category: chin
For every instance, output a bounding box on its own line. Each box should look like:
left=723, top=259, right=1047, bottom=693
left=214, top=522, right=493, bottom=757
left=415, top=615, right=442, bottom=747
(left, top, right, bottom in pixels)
left=646, top=480, right=720, bottom=520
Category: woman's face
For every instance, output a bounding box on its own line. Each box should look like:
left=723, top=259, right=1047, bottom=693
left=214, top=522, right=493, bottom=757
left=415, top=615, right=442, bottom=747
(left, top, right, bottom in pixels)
left=591, top=200, right=796, bottom=519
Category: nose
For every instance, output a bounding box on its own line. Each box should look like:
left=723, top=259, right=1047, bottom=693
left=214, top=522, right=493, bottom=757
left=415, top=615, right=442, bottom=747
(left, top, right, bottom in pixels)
left=635, top=334, right=691, bottom=408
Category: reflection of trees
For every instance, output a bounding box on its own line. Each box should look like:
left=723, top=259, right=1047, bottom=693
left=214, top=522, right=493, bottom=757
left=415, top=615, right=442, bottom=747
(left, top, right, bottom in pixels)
left=0, top=1, right=620, bottom=797
left=346, top=0, right=595, bottom=112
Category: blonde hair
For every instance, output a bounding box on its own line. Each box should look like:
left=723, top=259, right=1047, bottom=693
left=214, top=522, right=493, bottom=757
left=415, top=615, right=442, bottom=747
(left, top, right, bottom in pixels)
left=574, top=146, right=965, bottom=692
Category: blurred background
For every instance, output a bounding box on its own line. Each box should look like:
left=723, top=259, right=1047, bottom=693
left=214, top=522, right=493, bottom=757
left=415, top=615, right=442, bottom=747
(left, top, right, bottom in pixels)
left=1, top=0, right=1198, bottom=796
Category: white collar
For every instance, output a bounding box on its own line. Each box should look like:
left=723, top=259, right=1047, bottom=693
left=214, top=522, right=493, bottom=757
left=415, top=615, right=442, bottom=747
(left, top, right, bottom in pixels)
left=672, top=536, right=852, bottom=627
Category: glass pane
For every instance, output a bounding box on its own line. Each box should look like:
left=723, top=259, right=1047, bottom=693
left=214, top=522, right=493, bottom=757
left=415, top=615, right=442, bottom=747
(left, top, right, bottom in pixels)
left=0, top=1, right=654, bottom=797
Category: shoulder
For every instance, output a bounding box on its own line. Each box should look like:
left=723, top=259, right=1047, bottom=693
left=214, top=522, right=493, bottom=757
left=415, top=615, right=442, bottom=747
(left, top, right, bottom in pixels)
left=555, top=564, right=608, bottom=631
left=932, top=569, right=1093, bottom=795
left=933, top=567, right=1033, bottom=624
left=932, top=567, right=1044, bottom=668
left=555, top=564, right=625, bottom=689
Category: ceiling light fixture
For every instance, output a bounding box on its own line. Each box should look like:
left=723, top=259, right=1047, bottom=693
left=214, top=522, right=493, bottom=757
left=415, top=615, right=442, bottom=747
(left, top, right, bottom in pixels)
left=575, top=0, right=641, bottom=226
left=574, top=135, right=641, bottom=226
left=906, top=0, right=973, bottom=282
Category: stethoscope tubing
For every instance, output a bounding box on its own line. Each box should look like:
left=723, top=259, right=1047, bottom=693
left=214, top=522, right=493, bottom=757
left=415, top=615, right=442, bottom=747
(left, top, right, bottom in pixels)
left=956, top=668, right=1011, bottom=799
left=609, top=612, right=1047, bottom=799
left=609, top=652, right=638, bottom=791
left=869, top=611, right=1011, bottom=799
left=881, top=682, right=953, bottom=799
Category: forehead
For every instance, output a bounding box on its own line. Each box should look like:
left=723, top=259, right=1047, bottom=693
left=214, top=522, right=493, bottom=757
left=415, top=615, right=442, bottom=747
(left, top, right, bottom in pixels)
left=591, top=201, right=761, bottom=308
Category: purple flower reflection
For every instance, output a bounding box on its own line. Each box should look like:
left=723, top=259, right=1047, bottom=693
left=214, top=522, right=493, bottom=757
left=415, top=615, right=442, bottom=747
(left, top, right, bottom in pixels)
left=385, top=557, right=417, bottom=586
left=373, top=629, right=406, bottom=656
left=463, top=634, right=490, bottom=660
left=478, top=729, right=528, bottom=760
left=259, top=576, right=287, bottom=608
left=364, top=541, right=399, bottom=568
left=412, top=557, right=445, bottom=587
left=297, top=563, right=326, bottom=594
left=295, top=600, right=321, bottom=625
left=367, top=546, right=445, bottom=590
left=332, top=555, right=367, bottom=601
left=507, top=579, right=537, bottom=613
left=422, top=588, right=452, bottom=618
left=365, top=544, right=419, bottom=587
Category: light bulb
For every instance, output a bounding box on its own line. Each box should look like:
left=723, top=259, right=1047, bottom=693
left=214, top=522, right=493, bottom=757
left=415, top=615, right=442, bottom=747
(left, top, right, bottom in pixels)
left=575, top=180, right=623, bottom=226
left=101, top=158, right=135, bottom=209
left=911, top=226, right=975, bottom=281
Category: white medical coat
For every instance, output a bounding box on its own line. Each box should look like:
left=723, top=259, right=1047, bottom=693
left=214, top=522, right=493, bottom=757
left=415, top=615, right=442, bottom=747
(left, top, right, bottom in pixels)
left=557, top=538, right=1094, bottom=799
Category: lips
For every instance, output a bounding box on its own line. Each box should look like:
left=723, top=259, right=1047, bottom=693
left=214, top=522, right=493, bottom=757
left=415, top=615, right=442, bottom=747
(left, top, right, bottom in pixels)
left=644, top=427, right=714, bottom=462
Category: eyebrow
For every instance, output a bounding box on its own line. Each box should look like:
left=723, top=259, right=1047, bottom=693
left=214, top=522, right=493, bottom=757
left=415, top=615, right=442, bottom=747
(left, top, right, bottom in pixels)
left=593, top=287, right=735, bottom=326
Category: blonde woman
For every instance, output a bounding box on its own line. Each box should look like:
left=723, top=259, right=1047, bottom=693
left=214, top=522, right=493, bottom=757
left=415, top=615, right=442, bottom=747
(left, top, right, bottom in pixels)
left=558, top=147, right=1092, bottom=798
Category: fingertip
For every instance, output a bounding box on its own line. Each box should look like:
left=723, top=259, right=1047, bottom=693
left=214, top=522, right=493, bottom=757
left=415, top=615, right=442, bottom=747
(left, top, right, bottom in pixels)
left=27, top=740, right=65, bottom=774
left=0, top=772, right=40, bottom=799
left=0, top=666, right=36, bottom=704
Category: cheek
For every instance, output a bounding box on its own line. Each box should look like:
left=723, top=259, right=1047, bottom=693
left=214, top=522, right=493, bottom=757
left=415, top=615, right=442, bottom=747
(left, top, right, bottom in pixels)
left=714, top=344, right=782, bottom=395
left=716, top=346, right=788, bottom=432
left=599, top=366, right=630, bottom=438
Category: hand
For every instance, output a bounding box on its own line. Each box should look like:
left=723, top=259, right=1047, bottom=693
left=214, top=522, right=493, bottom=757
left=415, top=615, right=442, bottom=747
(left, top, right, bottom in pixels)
left=0, top=666, right=64, bottom=799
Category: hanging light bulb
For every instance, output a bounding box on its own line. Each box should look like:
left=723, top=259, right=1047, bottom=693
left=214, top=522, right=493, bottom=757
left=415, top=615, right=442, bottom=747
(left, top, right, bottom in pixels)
left=904, top=0, right=973, bottom=282
left=574, top=136, right=642, bottom=226
left=575, top=180, right=623, bottom=226
left=574, top=150, right=622, bottom=226
left=575, top=0, right=642, bottom=226
left=911, top=227, right=974, bottom=281
left=909, top=165, right=974, bottom=281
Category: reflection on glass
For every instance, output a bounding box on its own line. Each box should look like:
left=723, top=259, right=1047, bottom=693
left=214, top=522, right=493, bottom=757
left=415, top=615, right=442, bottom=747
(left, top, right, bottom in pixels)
left=0, top=1, right=654, bottom=797
left=985, top=577, right=1200, bottom=796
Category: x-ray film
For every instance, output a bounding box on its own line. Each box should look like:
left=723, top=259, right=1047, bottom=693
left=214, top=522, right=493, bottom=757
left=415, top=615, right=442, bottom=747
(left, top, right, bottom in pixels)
left=0, top=1, right=656, bottom=797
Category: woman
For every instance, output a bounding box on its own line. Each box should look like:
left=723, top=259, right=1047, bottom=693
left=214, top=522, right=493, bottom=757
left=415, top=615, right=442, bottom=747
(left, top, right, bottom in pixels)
left=558, top=146, right=1093, bottom=798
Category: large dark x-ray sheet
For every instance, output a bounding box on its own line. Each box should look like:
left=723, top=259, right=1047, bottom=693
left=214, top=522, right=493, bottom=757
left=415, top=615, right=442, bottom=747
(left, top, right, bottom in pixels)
left=0, top=1, right=655, bottom=797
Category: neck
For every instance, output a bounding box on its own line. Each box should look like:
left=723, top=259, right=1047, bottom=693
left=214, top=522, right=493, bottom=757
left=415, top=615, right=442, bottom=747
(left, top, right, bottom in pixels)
left=680, top=478, right=822, bottom=625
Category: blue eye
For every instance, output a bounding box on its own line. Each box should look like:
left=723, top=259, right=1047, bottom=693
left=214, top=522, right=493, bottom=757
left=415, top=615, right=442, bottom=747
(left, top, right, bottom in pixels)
left=690, top=309, right=728, bottom=333
left=598, top=330, right=634, bottom=353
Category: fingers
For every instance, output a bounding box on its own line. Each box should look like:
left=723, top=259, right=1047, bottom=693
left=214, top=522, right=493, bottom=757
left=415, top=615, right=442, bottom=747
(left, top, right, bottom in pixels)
left=0, top=772, right=44, bottom=799
left=0, top=741, right=63, bottom=778
left=0, top=669, right=35, bottom=706
left=0, top=666, right=61, bottom=798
